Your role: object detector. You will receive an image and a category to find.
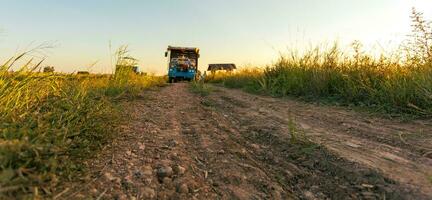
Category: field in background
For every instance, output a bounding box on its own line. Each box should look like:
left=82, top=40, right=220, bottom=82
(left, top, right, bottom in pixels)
left=208, top=10, right=432, bottom=117
left=0, top=48, right=165, bottom=198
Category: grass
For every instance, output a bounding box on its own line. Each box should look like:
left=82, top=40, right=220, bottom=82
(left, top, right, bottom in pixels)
left=208, top=10, right=432, bottom=118
left=0, top=47, right=165, bottom=198
left=1, top=8, right=431, bottom=198
left=287, top=116, right=306, bottom=144
left=190, top=80, right=213, bottom=97
left=208, top=68, right=263, bottom=93
left=209, top=46, right=432, bottom=117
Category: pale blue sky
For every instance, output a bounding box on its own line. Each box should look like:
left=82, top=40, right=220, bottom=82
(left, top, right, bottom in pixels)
left=0, top=0, right=431, bottom=74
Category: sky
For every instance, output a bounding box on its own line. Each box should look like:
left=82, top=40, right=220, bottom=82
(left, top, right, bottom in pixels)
left=0, top=0, right=431, bottom=74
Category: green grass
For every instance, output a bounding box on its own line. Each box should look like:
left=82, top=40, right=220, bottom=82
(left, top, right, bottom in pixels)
left=190, top=81, right=213, bottom=97
left=0, top=47, right=165, bottom=198
left=287, top=116, right=306, bottom=144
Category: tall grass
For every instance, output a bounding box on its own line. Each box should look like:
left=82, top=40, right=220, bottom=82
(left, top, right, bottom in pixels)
left=209, top=10, right=432, bottom=117
left=0, top=48, right=165, bottom=198
left=208, top=68, right=263, bottom=93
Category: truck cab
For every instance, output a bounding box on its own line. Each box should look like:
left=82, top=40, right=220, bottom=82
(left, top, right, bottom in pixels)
left=165, top=46, right=200, bottom=83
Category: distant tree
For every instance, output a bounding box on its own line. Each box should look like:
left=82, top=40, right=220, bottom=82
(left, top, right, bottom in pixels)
left=43, top=66, right=55, bottom=73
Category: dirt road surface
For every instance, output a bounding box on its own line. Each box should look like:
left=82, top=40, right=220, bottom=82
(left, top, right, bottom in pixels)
left=61, top=83, right=432, bottom=199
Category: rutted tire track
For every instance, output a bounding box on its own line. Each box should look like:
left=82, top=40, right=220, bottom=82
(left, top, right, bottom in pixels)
left=177, top=89, right=292, bottom=199
left=60, top=83, right=431, bottom=199
left=208, top=86, right=432, bottom=199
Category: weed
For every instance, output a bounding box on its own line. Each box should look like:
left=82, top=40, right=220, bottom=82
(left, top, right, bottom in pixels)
left=299, top=144, right=320, bottom=156
left=287, top=116, right=307, bottom=145
left=190, top=81, right=213, bottom=96
left=288, top=117, right=299, bottom=143
left=201, top=99, right=215, bottom=107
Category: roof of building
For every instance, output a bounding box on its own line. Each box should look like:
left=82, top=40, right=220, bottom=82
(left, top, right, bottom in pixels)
left=208, top=63, right=237, bottom=71
left=167, top=46, right=200, bottom=52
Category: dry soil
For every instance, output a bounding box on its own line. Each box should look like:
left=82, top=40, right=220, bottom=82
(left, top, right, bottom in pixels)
left=58, top=83, right=432, bottom=200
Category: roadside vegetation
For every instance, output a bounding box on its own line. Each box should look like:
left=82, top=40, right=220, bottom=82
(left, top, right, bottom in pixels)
left=208, top=9, right=432, bottom=117
left=0, top=46, right=165, bottom=198
left=190, top=79, right=213, bottom=97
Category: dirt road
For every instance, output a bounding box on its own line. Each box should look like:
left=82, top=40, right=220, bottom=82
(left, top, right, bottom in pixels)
left=61, top=83, right=432, bottom=199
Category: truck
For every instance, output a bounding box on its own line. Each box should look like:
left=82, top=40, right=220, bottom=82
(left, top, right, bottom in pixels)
left=165, top=46, right=200, bottom=83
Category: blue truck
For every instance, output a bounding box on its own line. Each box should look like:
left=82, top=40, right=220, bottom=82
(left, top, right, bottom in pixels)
left=165, top=46, right=200, bottom=83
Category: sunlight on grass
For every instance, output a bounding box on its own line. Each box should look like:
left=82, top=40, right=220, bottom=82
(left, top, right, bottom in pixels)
left=208, top=10, right=432, bottom=117
left=0, top=47, right=165, bottom=198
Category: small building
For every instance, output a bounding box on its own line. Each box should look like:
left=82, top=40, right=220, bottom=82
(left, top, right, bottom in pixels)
left=208, top=63, right=236, bottom=72
left=77, top=71, right=90, bottom=75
